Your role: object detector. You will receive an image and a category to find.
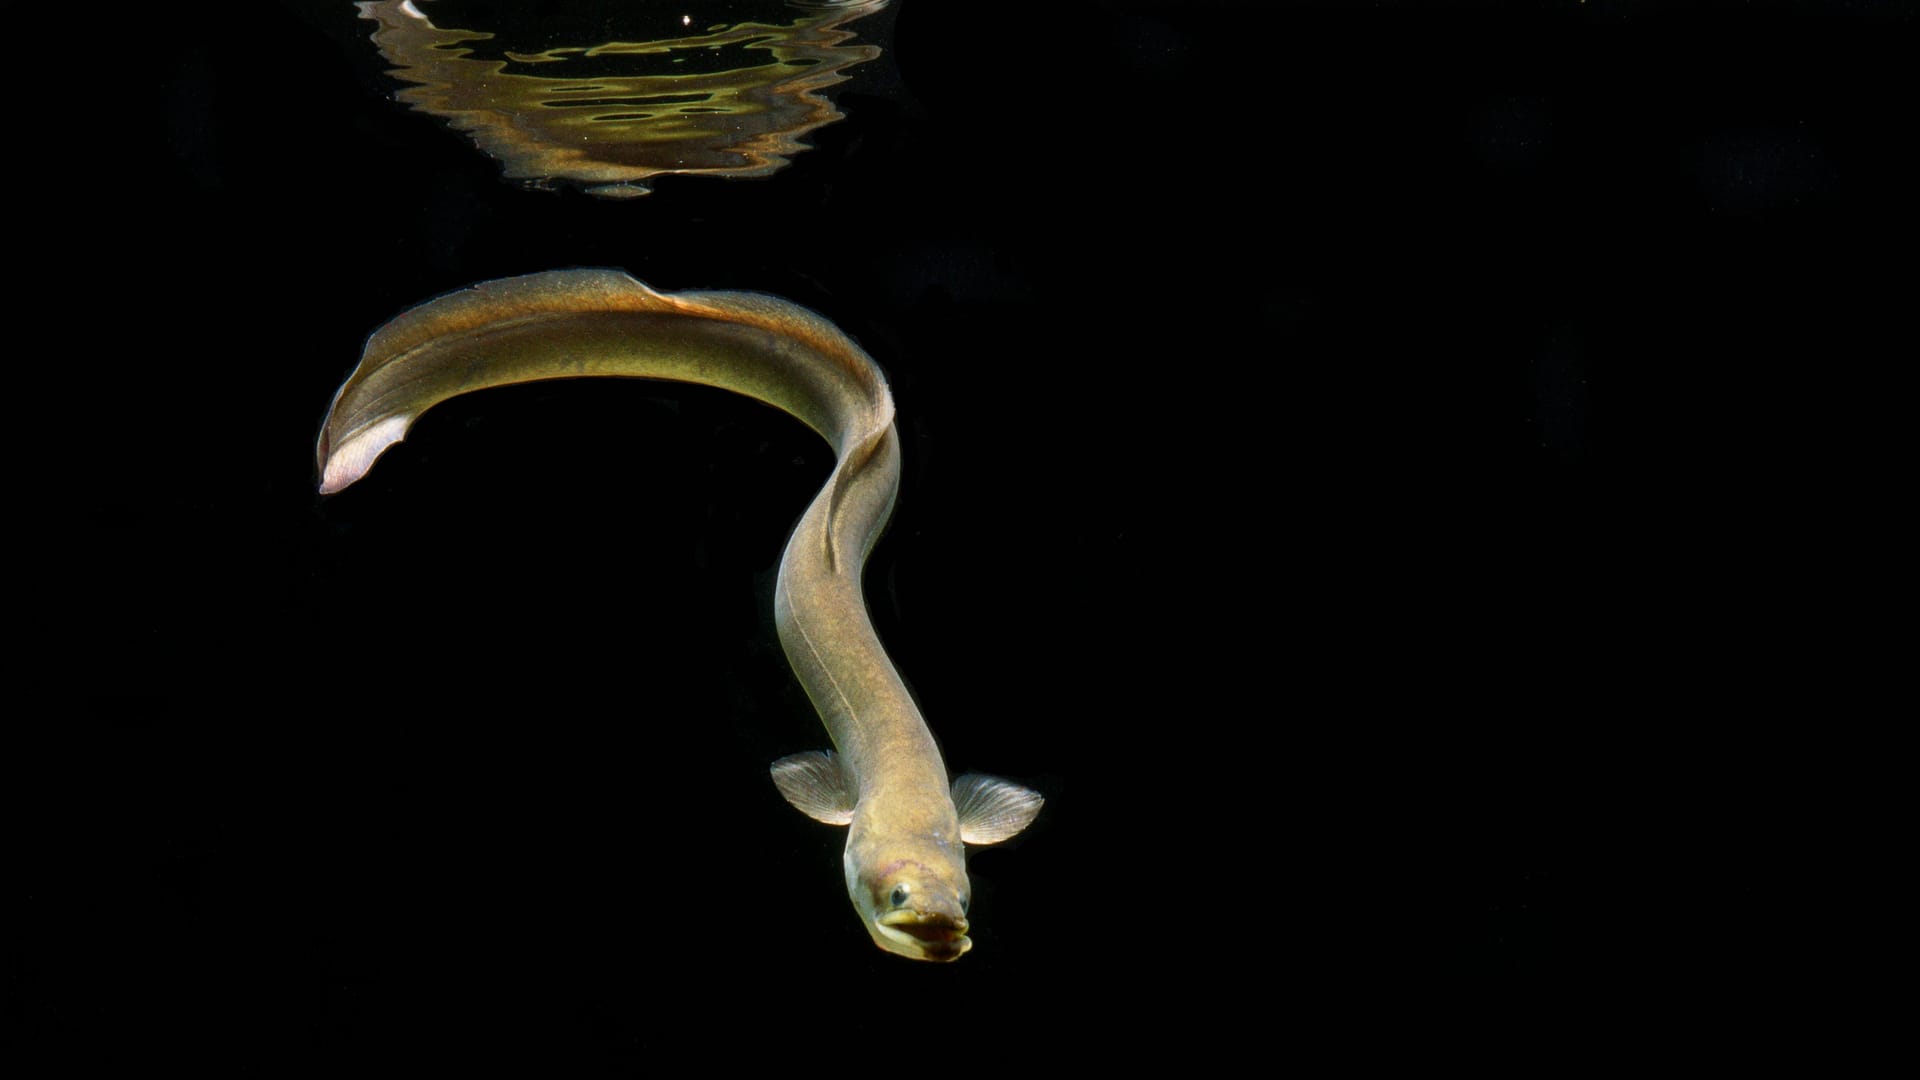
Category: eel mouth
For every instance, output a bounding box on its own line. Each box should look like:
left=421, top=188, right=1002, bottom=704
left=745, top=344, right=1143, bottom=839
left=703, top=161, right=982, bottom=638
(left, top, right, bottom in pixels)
left=875, top=910, right=972, bottom=961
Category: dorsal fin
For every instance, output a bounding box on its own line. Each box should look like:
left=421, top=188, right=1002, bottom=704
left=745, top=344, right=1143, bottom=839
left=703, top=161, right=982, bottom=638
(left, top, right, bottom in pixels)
left=363, top=269, right=669, bottom=367
left=820, top=407, right=894, bottom=572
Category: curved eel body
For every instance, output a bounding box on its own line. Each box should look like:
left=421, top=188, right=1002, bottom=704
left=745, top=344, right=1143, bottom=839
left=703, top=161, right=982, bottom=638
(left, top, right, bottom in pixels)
left=316, top=269, right=1041, bottom=960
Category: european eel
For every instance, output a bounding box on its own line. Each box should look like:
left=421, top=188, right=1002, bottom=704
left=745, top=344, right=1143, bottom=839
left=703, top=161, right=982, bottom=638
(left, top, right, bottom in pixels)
left=316, top=269, right=1042, bottom=961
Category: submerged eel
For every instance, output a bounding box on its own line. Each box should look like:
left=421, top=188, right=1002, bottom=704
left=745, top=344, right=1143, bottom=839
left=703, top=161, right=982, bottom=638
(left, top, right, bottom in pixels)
left=316, top=269, right=1042, bottom=961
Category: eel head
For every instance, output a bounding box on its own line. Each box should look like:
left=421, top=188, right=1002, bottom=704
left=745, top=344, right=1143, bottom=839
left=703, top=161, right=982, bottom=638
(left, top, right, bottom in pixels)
left=846, top=845, right=975, bottom=962
left=773, top=751, right=1043, bottom=962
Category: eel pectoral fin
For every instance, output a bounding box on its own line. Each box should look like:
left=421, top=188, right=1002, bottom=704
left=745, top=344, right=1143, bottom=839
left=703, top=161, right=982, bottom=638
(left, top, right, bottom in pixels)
left=771, top=750, right=856, bottom=826
left=952, top=774, right=1045, bottom=845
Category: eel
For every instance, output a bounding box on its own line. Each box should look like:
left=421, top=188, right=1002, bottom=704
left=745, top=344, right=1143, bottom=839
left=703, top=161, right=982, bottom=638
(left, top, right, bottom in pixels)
left=316, top=269, right=1042, bottom=961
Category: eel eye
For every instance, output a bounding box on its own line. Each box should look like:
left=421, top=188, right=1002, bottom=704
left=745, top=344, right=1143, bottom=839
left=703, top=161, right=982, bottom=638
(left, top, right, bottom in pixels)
left=890, top=884, right=911, bottom=909
left=960, top=895, right=970, bottom=915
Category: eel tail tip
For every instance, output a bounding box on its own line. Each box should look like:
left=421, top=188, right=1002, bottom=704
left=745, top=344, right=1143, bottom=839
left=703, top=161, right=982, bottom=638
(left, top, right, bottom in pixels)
left=317, top=414, right=411, bottom=495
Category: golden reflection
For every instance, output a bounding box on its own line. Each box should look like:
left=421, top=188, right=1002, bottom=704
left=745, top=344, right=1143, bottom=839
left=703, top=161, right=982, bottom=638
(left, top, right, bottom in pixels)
left=358, top=0, right=889, bottom=197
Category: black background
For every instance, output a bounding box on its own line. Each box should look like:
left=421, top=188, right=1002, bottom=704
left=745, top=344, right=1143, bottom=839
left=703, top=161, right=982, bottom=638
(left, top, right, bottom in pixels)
left=32, top=0, right=1909, bottom=1069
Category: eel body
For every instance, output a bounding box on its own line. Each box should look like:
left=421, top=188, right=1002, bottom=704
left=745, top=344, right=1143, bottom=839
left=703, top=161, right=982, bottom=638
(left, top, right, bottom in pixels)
left=316, top=269, right=1041, bottom=960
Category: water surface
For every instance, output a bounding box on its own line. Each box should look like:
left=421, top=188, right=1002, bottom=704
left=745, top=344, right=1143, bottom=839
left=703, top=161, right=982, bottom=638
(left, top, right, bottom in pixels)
left=359, top=0, right=889, bottom=197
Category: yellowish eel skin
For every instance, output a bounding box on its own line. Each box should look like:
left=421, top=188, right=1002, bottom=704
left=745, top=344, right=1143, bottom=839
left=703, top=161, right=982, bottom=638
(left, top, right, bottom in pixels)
left=316, top=270, right=1042, bottom=961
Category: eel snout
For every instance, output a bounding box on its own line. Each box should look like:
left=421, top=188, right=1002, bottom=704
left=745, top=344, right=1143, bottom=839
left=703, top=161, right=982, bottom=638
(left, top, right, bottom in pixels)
left=876, top=910, right=971, bottom=960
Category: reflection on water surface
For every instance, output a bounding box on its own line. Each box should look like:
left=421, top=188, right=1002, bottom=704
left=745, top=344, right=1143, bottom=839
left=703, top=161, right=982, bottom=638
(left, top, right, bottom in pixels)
left=359, top=0, right=889, bottom=197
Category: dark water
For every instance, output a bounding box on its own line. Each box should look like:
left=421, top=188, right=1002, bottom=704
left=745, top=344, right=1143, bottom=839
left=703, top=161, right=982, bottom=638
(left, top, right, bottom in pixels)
left=40, top=0, right=1910, bottom=1067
